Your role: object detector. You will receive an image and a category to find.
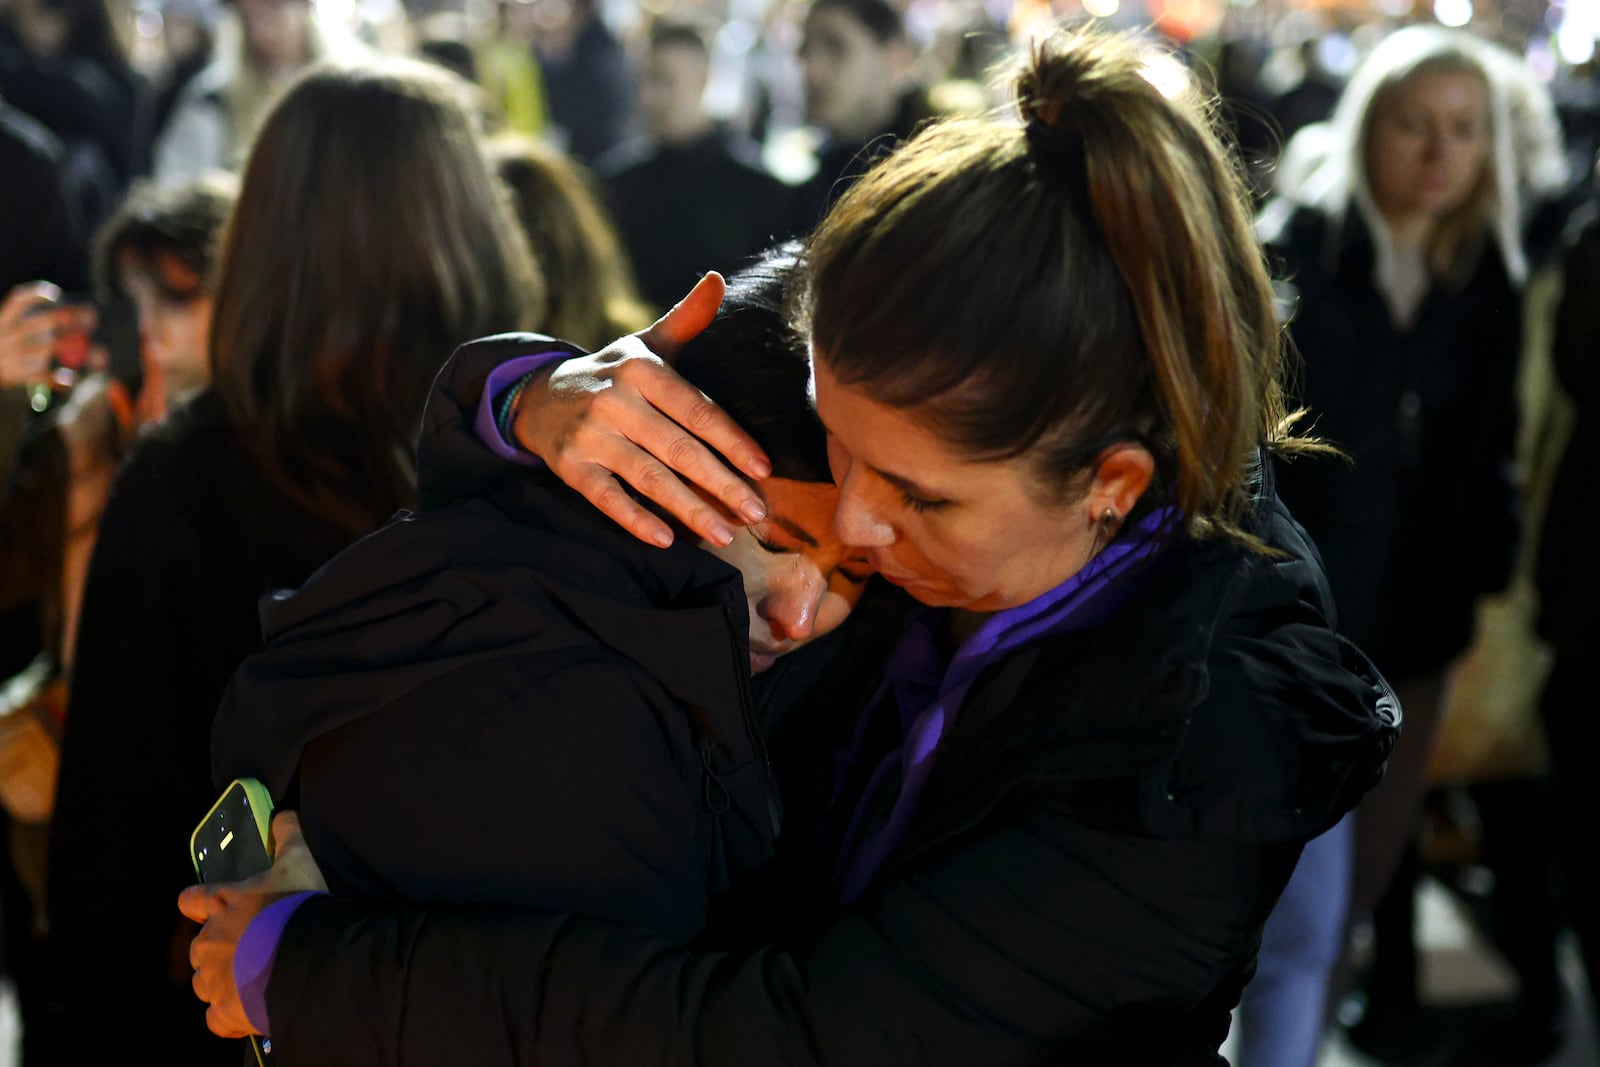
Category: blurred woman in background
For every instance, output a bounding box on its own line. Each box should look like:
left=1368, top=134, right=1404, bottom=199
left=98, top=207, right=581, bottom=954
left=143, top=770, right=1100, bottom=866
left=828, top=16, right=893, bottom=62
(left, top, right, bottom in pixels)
left=1247, top=26, right=1527, bottom=1064
left=43, top=57, right=542, bottom=1064
left=489, top=134, right=652, bottom=349
left=153, top=0, right=365, bottom=183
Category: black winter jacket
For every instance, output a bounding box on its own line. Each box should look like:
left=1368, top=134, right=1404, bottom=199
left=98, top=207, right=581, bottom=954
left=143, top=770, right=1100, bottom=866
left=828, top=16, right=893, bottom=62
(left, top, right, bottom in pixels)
left=1537, top=216, right=1600, bottom=650
left=211, top=338, right=781, bottom=934
left=1265, top=206, right=1522, bottom=680
left=45, top=390, right=357, bottom=1066
left=257, top=337, right=1399, bottom=1066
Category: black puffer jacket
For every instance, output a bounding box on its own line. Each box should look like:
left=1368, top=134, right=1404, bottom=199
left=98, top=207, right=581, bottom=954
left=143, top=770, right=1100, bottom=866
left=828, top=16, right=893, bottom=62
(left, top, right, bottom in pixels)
left=258, top=336, right=1399, bottom=1067
left=212, top=335, right=780, bottom=937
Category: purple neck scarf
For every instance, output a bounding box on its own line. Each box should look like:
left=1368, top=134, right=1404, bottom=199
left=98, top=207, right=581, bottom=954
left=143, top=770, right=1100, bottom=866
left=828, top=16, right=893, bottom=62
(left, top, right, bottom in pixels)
left=833, top=507, right=1181, bottom=903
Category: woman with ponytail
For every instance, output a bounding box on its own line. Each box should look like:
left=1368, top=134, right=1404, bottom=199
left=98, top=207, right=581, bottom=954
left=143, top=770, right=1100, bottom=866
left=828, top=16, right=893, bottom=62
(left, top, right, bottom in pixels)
left=184, top=28, right=1396, bottom=1066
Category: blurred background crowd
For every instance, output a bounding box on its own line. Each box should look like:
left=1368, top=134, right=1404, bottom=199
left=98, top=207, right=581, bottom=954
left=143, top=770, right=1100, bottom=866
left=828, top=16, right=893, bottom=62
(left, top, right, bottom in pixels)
left=0, top=0, right=1597, bottom=1063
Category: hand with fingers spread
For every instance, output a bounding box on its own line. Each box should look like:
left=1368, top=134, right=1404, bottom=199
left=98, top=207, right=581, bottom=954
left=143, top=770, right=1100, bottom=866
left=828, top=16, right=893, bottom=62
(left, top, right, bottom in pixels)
left=179, top=811, right=328, bottom=1039
left=512, top=272, right=776, bottom=549
left=0, top=282, right=96, bottom=389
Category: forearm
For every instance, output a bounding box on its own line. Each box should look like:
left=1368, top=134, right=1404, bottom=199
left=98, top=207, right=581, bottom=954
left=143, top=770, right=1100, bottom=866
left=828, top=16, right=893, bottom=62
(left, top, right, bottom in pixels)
left=263, top=802, right=1277, bottom=1066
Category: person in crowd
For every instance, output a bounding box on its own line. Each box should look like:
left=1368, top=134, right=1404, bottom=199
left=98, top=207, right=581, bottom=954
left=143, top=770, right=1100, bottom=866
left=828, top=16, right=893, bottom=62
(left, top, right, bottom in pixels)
left=93, top=174, right=236, bottom=421
left=597, top=21, right=789, bottom=310
left=532, top=0, right=633, bottom=164
left=0, top=0, right=150, bottom=232
left=1536, top=153, right=1600, bottom=1033
left=0, top=98, right=84, bottom=298
left=183, top=28, right=1398, bottom=1065
left=43, top=58, right=543, bottom=1065
left=791, top=0, right=928, bottom=231
left=207, top=249, right=875, bottom=975
left=489, top=135, right=653, bottom=349
left=1248, top=25, right=1527, bottom=1063
left=0, top=99, right=89, bottom=762
left=476, top=0, right=547, bottom=139
left=0, top=174, right=234, bottom=1050
left=153, top=0, right=365, bottom=184
left=150, top=0, right=223, bottom=147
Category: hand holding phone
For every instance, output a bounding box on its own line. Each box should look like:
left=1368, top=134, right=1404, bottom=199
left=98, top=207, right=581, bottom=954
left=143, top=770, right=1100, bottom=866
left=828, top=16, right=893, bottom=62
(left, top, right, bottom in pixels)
left=190, top=779, right=275, bottom=1064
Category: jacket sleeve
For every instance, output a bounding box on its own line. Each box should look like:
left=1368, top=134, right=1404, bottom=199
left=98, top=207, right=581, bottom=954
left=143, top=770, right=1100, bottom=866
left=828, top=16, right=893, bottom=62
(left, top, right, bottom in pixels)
left=414, top=333, right=584, bottom=510
left=266, top=792, right=1294, bottom=1066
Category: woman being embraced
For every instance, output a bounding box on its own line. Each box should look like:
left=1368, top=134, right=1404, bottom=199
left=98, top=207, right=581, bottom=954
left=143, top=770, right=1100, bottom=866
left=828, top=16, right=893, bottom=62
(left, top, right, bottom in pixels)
left=186, top=28, right=1397, bottom=1065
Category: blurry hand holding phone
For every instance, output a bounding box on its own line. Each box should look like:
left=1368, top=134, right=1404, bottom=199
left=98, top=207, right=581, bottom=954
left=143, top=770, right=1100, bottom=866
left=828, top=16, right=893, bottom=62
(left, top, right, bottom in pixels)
left=0, top=283, right=99, bottom=411
left=191, top=779, right=275, bottom=1064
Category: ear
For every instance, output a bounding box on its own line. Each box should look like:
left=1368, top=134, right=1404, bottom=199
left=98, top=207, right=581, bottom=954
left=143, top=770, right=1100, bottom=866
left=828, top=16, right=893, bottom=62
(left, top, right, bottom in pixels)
left=1085, top=444, right=1155, bottom=525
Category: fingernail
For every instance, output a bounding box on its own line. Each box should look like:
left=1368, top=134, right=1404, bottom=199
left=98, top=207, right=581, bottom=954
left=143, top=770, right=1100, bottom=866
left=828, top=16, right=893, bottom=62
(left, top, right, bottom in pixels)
left=710, top=523, right=735, bottom=547
left=651, top=526, right=674, bottom=548
left=747, top=456, right=772, bottom=479
left=739, top=499, right=766, bottom=523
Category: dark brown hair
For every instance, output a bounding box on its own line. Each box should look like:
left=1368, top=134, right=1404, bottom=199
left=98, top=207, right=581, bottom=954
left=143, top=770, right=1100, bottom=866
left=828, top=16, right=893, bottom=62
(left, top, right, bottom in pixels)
left=92, top=174, right=237, bottom=302
left=210, top=59, right=544, bottom=534
left=488, top=135, right=651, bottom=348
left=800, top=28, right=1309, bottom=547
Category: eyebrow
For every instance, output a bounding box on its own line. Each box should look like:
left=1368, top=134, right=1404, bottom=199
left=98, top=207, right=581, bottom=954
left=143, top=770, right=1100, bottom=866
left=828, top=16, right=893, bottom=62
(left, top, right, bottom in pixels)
left=868, top=464, right=946, bottom=501
left=767, top=512, right=820, bottom=548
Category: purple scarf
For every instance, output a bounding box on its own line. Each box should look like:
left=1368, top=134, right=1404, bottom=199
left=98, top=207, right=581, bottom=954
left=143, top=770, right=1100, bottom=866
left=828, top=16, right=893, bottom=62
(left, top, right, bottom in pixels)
left=833, top=507, right=1181, bottom=903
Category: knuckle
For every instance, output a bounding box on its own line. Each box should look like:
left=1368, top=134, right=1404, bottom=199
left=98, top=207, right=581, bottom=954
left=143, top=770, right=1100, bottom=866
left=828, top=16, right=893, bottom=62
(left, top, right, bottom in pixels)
left=662, top=434, right=702, bottom=471
left=589, top=483, right=630, bottom=516
left=687, top=504, right=724, bottom=537
left=682, top=397, right=723, bottom=435
left=632, top=460, right=672, bottom=497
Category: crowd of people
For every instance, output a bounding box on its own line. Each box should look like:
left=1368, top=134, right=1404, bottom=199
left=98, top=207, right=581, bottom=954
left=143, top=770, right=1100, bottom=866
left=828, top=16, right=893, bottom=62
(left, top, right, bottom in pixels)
left=0, top=0, right=1597, bottom=1064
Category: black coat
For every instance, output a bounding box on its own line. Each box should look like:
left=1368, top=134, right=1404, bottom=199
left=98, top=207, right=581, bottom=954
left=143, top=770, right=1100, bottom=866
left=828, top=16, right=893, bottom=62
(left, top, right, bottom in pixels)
left=598, top=127, right=790, bottom=310
left=259, top=338, right=1398, bottom=1066
left=211, top=335, right=781, bottom=937
left=0, top=100, right=83, bottom=293
left=1266, top=206, right=1522, bottom=680
left=42, top=391, right=357, bottom=1065
left=1537, top=216, right=1600, bottom=650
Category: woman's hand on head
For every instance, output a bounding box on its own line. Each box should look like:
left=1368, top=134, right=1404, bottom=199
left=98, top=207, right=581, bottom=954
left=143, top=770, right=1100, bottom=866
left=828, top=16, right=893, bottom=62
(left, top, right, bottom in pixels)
left=178, top=811, right=329, bottom=1039
left=512, top=273, right=773, bottom=549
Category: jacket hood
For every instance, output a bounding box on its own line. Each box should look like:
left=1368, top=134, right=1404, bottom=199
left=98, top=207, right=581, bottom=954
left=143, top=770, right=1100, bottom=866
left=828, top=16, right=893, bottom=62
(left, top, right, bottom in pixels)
left=213, top=479, right=763, bottom=801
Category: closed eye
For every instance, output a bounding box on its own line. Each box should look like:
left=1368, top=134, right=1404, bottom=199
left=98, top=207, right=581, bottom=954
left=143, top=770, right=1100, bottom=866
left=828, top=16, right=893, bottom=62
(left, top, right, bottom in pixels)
left=900, top=490, right=950, bottom=514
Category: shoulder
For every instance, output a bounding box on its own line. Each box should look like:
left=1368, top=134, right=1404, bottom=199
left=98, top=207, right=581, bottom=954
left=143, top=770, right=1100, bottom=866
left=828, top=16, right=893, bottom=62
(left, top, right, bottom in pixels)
left=0, top=104, right=62, bottom=168
left=1142, top=497, right=1396, bottom=843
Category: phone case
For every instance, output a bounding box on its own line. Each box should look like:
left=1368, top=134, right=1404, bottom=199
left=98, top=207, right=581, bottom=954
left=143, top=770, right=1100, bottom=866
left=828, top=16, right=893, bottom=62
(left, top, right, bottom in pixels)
left=189, top=778, right=275, bottom=1064
left=189, top=778, right=274, bottom=881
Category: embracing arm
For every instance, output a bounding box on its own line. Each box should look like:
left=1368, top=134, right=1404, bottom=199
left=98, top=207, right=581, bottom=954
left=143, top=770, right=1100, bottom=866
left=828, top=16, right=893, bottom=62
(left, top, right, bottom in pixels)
left=422, top=274, right=772, bottom=549
left=259, top=795, right=1289, bottom=1066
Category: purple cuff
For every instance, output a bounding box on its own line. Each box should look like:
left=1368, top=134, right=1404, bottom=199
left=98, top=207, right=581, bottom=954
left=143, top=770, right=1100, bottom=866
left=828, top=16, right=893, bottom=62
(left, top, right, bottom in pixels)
left=473, top=351, right=573, bottom=465
left=234, top=890, right=324, bottom=1037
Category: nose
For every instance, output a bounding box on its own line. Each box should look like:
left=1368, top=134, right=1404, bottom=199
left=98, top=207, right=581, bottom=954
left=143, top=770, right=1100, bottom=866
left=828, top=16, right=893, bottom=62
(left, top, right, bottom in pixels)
left=756, top=559, right=828, bottom=644
left=832, top=474, right=894, bottom=549
left=1421, top=127, right=1445, bottom=162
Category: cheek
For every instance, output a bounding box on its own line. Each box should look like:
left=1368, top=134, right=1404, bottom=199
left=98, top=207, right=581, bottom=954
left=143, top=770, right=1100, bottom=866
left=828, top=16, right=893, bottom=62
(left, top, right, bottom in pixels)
left=813, top=590, right=854, bottom=639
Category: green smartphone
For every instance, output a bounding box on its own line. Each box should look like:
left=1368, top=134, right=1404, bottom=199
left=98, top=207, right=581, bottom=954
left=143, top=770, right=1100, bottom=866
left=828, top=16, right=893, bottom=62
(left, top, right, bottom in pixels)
left=190, top=778, right=275, bottom=1064
left=191, top=778, right=274, bottom=884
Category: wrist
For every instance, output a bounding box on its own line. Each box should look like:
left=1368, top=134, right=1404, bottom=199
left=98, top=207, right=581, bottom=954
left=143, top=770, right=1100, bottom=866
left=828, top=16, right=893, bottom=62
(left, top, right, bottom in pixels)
left=508, top=363, right=556, bottom=458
